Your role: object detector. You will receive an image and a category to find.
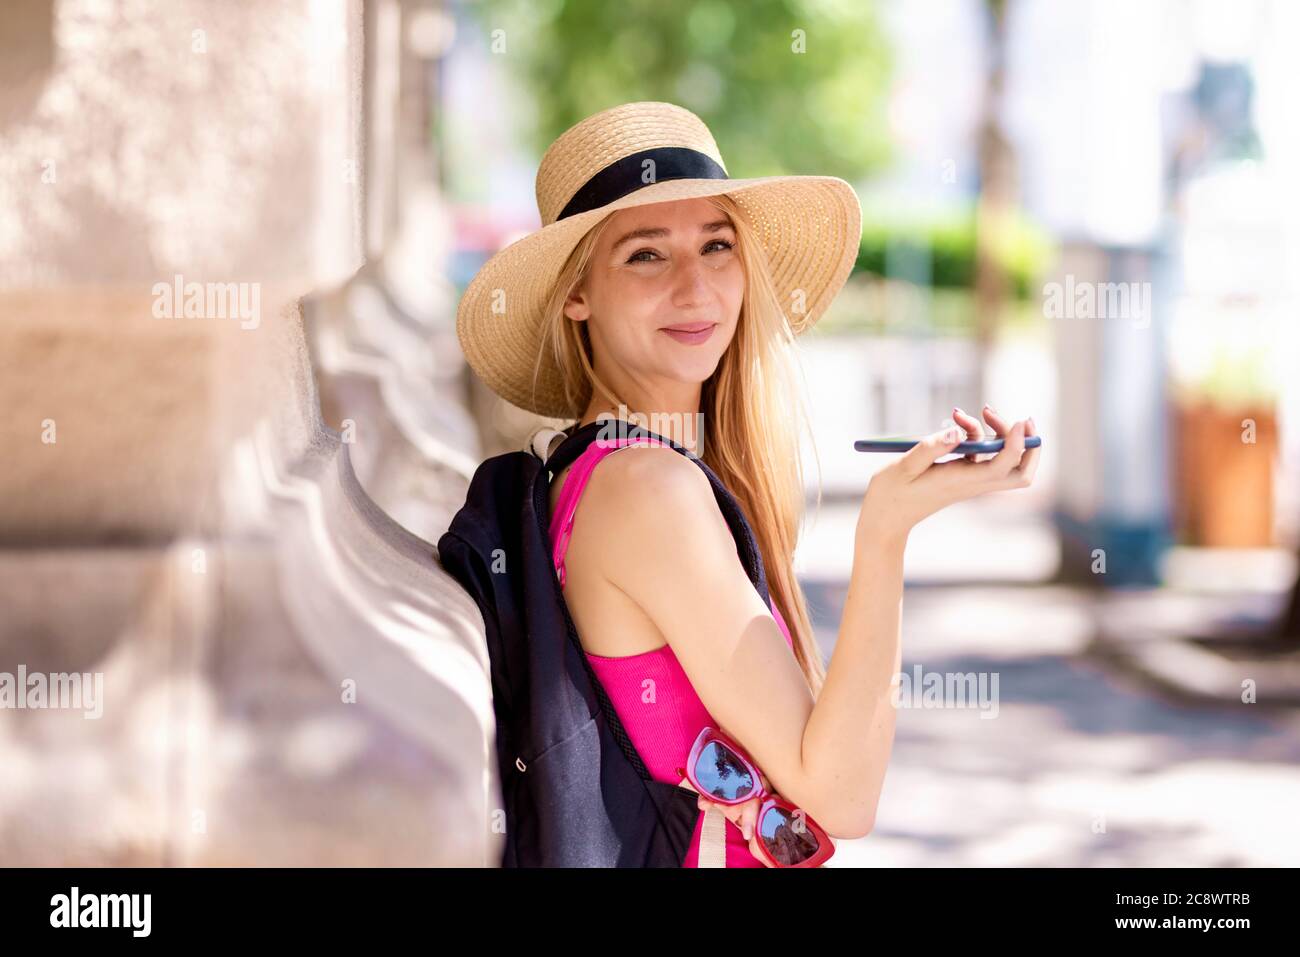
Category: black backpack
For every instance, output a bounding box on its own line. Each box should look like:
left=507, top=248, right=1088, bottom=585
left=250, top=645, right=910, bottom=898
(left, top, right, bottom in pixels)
left=435, top=418, right=776, bottom=866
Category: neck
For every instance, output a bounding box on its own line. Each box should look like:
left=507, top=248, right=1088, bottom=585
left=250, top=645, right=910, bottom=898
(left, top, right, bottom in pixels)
left=579, top=385, right=707, bottom=456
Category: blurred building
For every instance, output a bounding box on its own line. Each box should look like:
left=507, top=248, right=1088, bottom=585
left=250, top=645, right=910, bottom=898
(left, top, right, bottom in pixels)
left=0, top=0, right=498, bottom=866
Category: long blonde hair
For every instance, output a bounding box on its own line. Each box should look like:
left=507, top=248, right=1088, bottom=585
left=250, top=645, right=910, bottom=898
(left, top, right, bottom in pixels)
left=534, top=193, right=826, bottom=697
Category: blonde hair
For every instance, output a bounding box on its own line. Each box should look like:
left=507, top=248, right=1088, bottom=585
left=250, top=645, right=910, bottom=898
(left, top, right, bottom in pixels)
left=534, top=193, right=826, bottom=698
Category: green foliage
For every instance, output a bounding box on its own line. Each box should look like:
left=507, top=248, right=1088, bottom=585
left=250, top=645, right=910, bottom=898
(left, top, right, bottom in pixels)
left=855, top=205, right=1056, bottom=300
left=469, top=0, right=894, bottom=182
left=815, top=278, right=1048, bottom=337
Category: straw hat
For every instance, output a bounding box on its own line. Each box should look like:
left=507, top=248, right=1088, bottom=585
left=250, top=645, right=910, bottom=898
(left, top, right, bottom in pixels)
left=455, top=100, right=862, bottom=419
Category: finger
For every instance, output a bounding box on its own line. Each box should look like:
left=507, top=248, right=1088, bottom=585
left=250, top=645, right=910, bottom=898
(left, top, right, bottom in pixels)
left=981, top=404, right=1011, bottom=437
left=1010, top=416, right=1040, bottom=488
left=985, top=418, right=1027, bottom=481
left=976, top=404, right=1011, bottom=464
left=737, top=799, right=757, bottom=841
left=697, top=793, right=723, bottom=815
left=700, top=795, right=748, bottom=830
left=952, top=407, right=984, bottom=462
left=725, top=803, right=749, bottom=829
left=899, top=425, right=965, bottom=479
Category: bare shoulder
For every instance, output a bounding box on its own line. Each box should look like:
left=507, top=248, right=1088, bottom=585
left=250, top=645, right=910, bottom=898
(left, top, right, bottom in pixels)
left=584, top=443, right=715, bottom=516
left=579, top=444, right=731, bottom=564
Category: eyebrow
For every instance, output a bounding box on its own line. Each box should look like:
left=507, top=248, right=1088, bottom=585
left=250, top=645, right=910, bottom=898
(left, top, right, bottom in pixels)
left=610, top=219, right=734, bottom=255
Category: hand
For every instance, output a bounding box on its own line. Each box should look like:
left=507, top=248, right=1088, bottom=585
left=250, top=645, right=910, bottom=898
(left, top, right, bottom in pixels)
left=679, top=769, right=775, bottom=850
left=705, top=773, right=783, bottom=868
left=858, top=404, right=1039, bottom=542
left=952, top=405, right=996, bottom=463
left=679, top=772, right=833, bottom=867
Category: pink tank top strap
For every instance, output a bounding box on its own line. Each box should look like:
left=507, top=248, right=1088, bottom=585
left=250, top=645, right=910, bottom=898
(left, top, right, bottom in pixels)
left=550, top=436, right=667, bottom=588
left=770, top=596, right=793, bottom=648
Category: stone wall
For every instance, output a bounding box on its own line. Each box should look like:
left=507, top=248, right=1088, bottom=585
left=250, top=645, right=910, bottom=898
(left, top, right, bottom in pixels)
left=0, top=0, right=500, bottom=866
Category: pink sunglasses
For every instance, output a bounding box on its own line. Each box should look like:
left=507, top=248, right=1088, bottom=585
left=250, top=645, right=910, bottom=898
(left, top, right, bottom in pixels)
left=676, top=725, right=834, bottom=868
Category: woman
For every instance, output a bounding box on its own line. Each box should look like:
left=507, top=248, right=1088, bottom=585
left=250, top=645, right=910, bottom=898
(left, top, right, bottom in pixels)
left=456, top=101, right=1039, bottom=866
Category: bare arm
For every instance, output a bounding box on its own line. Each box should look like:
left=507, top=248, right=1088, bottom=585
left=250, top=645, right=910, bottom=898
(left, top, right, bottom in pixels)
left=797, top=518, right=907, bottom=837
left=592, top=411, right=1039, bottom=839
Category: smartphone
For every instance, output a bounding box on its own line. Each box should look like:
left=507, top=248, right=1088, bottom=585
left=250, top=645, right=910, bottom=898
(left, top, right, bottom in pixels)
left=854, top=435, right=1042, bottom=455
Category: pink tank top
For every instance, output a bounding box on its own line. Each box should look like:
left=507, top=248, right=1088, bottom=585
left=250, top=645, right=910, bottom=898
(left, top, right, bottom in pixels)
left=548, top=436, right=795, bottom=868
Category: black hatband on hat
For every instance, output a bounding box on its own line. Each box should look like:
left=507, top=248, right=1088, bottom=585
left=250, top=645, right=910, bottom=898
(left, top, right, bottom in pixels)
left=556, top=146, right=728, bottom=221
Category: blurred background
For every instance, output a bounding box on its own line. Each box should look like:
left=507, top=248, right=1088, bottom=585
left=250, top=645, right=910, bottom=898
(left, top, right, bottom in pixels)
left=1, top=0, right=1297, bottom=867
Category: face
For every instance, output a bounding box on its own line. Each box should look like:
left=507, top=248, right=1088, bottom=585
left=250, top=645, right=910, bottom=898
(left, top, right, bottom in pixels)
left=563, top=197, right=744, bottom=392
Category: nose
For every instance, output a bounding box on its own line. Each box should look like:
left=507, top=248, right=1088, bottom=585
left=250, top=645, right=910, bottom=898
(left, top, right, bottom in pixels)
left=670, top=254, right=711, bottom=309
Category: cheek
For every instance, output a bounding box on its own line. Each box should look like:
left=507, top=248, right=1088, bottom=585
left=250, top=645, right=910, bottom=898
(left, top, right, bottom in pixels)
left=717, top=261, right=745, bottom=316
left=595, top=269, right=658, bottom=312
left=584, top=279, right=657, bottom=352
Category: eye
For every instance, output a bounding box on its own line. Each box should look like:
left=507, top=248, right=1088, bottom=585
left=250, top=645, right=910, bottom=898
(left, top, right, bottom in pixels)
left=704, top=239, right=735, bottom=254
left=626, top=248, right=660, bottom=264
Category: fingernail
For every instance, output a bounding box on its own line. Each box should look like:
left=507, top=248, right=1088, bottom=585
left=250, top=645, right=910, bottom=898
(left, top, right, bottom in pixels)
left=947, top=428, right=962, bottom=442
left=1029, top=416, right=1036, bottom=428
left=953, top=406, right=965, bottom=417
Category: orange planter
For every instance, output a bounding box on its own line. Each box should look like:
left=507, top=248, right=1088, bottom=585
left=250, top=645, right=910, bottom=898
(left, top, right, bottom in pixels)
left=1172, top=399, right=1277, bottom=547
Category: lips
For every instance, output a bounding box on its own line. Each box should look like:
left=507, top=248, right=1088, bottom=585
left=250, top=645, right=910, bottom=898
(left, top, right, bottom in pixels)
left=659, top=322, right=717, bottom=345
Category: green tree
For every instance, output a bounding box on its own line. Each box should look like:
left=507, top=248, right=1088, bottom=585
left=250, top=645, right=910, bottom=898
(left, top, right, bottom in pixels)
left=469, top=0, right=893, bottom=182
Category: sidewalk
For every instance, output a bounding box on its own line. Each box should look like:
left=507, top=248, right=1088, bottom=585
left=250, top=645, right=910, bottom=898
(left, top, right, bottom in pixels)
left=798, top=500, right=1300, bottom=867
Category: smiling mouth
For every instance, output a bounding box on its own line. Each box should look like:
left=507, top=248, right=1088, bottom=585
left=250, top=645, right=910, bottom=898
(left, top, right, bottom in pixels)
left=659, top=322, right=717, bottom=345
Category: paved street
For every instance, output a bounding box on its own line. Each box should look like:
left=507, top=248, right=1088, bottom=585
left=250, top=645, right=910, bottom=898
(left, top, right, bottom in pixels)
left=799, top=502, right=1300, bottom=868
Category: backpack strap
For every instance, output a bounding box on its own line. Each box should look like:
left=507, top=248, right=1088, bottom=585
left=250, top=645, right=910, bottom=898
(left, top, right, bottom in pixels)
left=540, top=421, right=601, bottom=475
left=527, top=426, right=568, bottom=462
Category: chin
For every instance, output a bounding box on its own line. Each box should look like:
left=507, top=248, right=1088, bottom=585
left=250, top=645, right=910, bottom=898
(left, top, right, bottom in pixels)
left=661, top=355, right=725, bottom=385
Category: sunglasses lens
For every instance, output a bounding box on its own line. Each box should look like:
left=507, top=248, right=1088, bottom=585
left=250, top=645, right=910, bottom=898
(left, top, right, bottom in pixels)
left=692, top=740, right=756, bottom=801
left=758, top=806, right=822, bottom=866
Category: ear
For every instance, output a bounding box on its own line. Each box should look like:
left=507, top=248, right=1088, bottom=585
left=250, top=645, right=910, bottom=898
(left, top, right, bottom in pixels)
left=562, top=284, right=590, bottom=323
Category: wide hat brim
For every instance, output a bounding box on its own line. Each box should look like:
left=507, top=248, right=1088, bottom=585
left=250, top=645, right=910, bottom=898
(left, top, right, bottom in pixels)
left=455, top=172, right=862, bottom=420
